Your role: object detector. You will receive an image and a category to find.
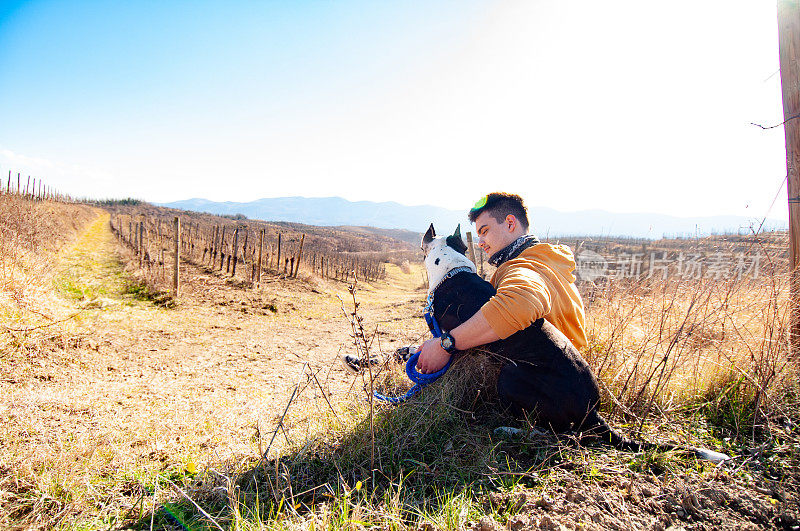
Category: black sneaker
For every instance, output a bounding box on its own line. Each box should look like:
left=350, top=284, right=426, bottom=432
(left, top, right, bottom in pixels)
left=340, top=354, right=380, bottom=374
left=393, top=346, right=417, bottom=364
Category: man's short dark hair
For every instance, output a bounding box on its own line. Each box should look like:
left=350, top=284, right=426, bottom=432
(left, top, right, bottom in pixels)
left=468, top=192, right=529, bottom=230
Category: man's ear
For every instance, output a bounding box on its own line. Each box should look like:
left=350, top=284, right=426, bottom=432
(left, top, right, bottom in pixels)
left=505, top=215, right=517, bottom=231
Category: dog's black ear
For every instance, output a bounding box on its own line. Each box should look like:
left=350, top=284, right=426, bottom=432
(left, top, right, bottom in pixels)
left=445, top=225, right=467, bottom=255
left=422, top=224, right=436, bottom=247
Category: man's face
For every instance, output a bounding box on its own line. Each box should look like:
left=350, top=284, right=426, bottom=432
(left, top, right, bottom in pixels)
left=474, top=211, right=520, bottom=256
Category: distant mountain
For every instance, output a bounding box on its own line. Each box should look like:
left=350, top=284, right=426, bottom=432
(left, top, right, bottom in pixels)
left=159, top=197, right=787, bottom=239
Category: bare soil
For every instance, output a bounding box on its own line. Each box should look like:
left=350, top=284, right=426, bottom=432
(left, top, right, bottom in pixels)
left=475, top=464, right=799, bottom=530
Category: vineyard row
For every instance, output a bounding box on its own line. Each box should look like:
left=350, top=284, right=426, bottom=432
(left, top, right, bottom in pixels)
left=1, top=170, right=73, bottom=203
left=110, top=213, right=387, bottom=295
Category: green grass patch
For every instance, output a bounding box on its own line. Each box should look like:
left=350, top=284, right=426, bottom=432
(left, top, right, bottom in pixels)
left=123, top=279, right=175, bottom=307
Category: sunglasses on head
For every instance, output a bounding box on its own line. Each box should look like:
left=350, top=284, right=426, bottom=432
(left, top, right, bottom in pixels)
left=471, top=195, right=487, bottom=211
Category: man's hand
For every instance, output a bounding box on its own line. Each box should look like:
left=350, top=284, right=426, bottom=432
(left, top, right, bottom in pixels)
left=417, top=337, right=451, bottom=374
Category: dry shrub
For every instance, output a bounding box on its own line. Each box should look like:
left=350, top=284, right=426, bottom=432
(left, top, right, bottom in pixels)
left=399, top=260, right=412, bottom=274
left=0, top=196, right=97, bottom=303
left=0, top=196, right=101, bottom=529
left=583, top=244, right=796, bottom=439
left=240, top=350, right=507, bottom=510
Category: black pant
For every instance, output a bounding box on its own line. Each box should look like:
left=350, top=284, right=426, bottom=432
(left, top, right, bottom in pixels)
left=493, top=319, right=601, bottom=433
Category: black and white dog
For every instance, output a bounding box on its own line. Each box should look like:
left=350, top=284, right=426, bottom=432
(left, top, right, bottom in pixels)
left=420, top=224, right=729, bottom=461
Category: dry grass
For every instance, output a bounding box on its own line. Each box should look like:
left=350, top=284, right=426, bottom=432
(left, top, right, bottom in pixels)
left=0, top=200, right=429, bottom=530
left=193, top=271, right=799, bottom=530
left=0, top=195, right=98, bottom=334
left=583, top=254, right=796, bottom=445
left=0, top=196, right=797, bottom=529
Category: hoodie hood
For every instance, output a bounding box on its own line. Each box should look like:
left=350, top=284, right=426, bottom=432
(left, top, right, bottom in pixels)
left=514, top=243, right=577, bottom=283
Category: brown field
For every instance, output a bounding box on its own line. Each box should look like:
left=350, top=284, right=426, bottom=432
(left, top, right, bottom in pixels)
left=1, top=197, right=798, bottom=530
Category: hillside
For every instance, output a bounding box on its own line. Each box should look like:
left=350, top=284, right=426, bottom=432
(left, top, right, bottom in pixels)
left=0, top=196, right=798, bottom=530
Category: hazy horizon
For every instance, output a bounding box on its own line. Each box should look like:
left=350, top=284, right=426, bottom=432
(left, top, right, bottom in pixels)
left=0, top=1, right=791, bottom=223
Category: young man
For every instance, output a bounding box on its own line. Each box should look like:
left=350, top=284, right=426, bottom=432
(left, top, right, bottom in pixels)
left=416, top=192, right=588, bottom=374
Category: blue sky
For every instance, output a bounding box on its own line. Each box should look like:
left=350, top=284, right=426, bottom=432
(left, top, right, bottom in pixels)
left=0, top=1, right=790, bottom=224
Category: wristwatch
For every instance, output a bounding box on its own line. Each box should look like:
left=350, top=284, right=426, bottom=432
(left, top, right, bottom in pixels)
left=440, top=331, right=458, bottom=354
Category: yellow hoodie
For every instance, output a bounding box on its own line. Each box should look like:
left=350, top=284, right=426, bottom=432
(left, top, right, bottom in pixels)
left=479, top=243, right=588, bottom=350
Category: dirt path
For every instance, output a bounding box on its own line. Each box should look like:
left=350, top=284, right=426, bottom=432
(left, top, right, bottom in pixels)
left=3, top=213, right=427, bottom=498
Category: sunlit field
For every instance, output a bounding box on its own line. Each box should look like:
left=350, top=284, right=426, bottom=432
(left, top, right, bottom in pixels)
left=1, top=196, right=797, bottom=530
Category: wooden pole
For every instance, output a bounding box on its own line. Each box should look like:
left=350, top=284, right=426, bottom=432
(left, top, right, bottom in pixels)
left=231, top=227, right=240, bottom=276
left=779, top=0, right=800, bottom=358
left=138, top=220, right=144, bottom=268
left=276, top=233, right=282, bottom=273
left=142, top=221, right=149, bottom=265
left=242, top=228, right=249, bottom=268
left=173, top=216, right=180, bottom=297
left=466, top=231, right=477, bottom=266
left=212, top=225, right=219, bottom=265
left=219, top=227, right=226, bottom=270
left=293, top=234, right=305, bottom=278
left=257, top=229, right=264, bottom=284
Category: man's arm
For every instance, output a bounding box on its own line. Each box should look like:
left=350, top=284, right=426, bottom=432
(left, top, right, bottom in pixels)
left=416, top=267, right=552, bottom=373
left=416, top=310, right=500, bottom=374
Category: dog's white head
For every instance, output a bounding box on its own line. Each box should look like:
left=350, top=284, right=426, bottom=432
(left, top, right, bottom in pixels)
left=421, top=223, right=476, bottom=292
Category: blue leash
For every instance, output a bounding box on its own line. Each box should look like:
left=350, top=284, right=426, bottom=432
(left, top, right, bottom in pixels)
left=373, top=312, right=452, bottom=404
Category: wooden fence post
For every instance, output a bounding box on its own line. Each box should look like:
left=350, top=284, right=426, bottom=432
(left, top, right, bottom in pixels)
left=219, top=227, right=226, bottom=270
left=157, top=220, right=163, bottom=264
left=212, top=225, right=219, bottom=265
left=173, top=217, right=180, bottom=297
left=293, top=234, right=305, bottom=278
left=231, top=227, right=239, bottom=276
left=242, top=228, right=248, bottom=268
left=142, top=221, right=149, bottom=266
left=257, top=229, right=264, bottom=285
left=277, top=233, right=282, bottom=274
left=138, top=220, right=144, bottom=268
left=780, top=0, right=800, bottom=358
left=466, top=231, right=477, bottom=266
